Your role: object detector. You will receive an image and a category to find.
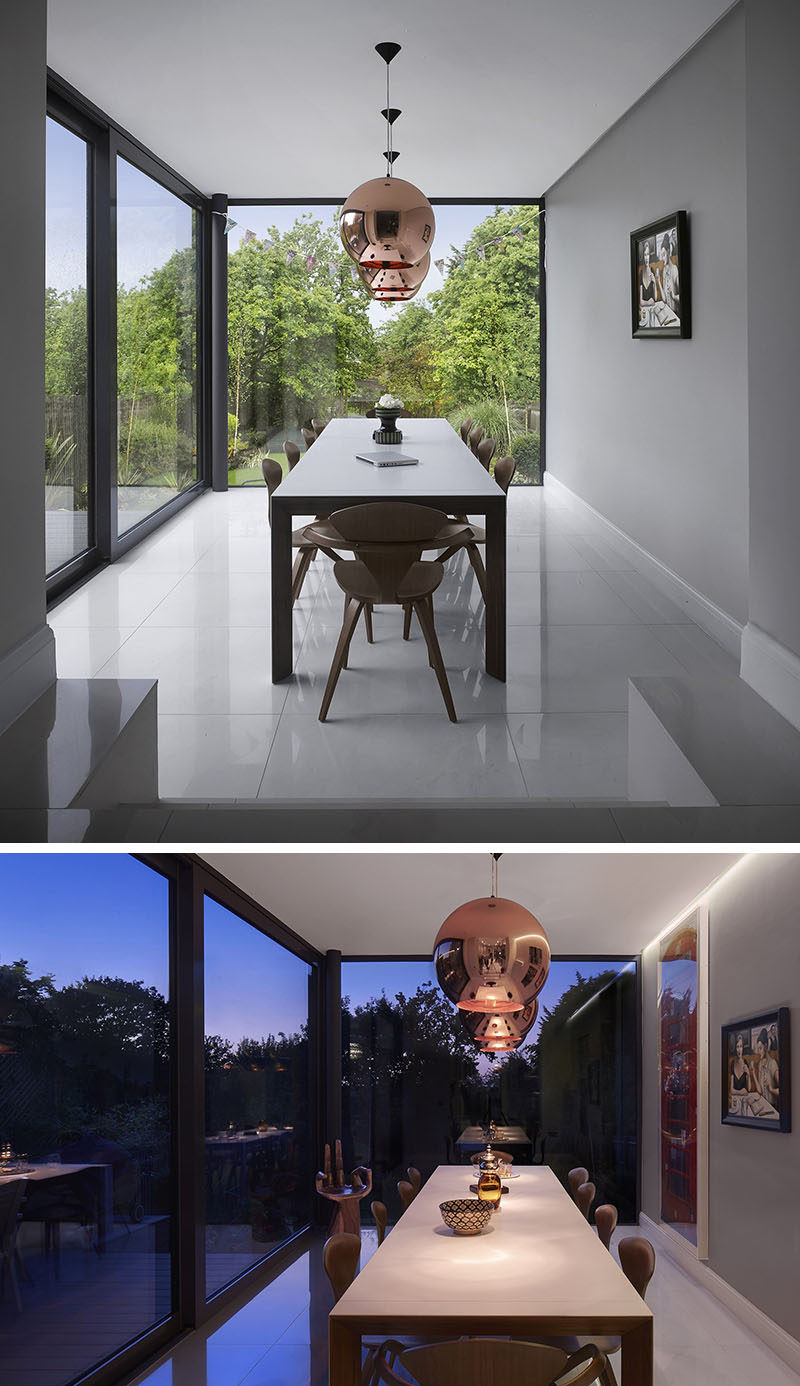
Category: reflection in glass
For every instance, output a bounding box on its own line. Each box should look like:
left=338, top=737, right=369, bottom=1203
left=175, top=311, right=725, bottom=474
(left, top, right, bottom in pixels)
left=342, top=957, right=637, bottom=1222
left=45, top=118, right=91, bottom=574
left=0, top=856, right=173, bottom=1386
left=203, top=898, right=312, bottom=1299
left=659, top=921, right=699, bottom=1244
left=116, top=158, right=198, bottom=534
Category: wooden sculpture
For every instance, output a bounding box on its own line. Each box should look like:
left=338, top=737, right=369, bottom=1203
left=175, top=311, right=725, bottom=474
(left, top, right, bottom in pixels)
left=315, top=1139, right=373, bottom=1236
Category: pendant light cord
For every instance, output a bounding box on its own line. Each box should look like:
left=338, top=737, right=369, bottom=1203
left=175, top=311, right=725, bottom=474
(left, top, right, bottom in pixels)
left=385, top=62, right=391, bottom=177
left=490, top=852, right=502, bottom=899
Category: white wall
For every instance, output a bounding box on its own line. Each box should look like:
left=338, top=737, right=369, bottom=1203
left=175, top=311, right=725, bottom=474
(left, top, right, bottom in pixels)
left=544, top=8, right=748, bottom=630
left=0, top=0, right=55, bottom=730
left=641, top=855, right=800, bottom=1341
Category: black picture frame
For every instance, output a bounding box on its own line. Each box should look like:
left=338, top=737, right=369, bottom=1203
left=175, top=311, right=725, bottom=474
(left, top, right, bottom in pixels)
left=721, top=1007, right=791, bottom=1132
left=630, top=209, right=691, bottom=338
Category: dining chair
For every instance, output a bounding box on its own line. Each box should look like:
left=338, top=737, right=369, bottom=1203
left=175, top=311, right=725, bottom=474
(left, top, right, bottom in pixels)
left=435, top=456, right=516, bottom=604
left=301, top=426, right=317, bottom=449
left=371, top=1199, right=387, bottom=1246
left=0, top=1178, right=28, bottom=1311
left=397, top=1179, right=416, bottom=1212
left=311, top=418, right=327, bottom=436
left=594, top=1204, right=618, bottom=1251
left=567, top=1167, right=590, bottom=1201
left=468, top=424, right=484, bottom=454
left=459, top=417, right=473, bottom=443
left=407, top=1166, right=421, bottom=1196
left=618, top=1236, right=656, bottom=1299
left=262, top=457, right=343, bottom=604
left=305, top=503, right=469, bottom=724
left=371, top=1337, right=616, bottom=1386
left=574, top=1181, right=595, bottom=1220
left=365, top=407, right=377, bottom=417
left=323, top=1231, right=361, bottom=1303
left=476, top=436, right=497, bottom=469
left=284, top=440, right=301, bottom=471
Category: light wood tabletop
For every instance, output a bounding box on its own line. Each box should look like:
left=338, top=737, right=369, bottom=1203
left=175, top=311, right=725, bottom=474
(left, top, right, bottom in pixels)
left=329, top=1164, right=653, bottom=1386
left=270, top=417, right=507, bottom=683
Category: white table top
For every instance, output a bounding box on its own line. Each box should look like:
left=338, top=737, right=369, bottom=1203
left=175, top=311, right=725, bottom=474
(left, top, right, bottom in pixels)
left=332, top=1164, right=650, bottom=1328
left=274, top=418, right=503, bottom=502
left=0, top=1162, right=106, bottom=1182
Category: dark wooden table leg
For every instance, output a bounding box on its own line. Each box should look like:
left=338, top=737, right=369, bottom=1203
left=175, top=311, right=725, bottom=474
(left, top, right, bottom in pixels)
left=621, top=1318, right=653, bottom=1386
left=271, top=501, right=293, bottom=682
left=329, top=1318, right=361, bottom=1386
left=485, top=499, right=507, bottom=681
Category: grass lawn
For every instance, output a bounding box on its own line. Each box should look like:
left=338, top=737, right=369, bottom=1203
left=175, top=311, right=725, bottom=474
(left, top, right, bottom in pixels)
left=228, top=452, right=287, bottom=487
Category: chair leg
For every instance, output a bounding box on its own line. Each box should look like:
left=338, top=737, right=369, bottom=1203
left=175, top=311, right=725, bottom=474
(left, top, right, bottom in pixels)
left=364, top=603, right=374, bottom=643
left=413, top=599, right=457, bottom=722
left=402, top=603, right=413, bottom=640
left=320, top=599, right=364, bottom=722
left=291, top=548, right=315, bottom=603
left=466, top=543, right=487, bottom=602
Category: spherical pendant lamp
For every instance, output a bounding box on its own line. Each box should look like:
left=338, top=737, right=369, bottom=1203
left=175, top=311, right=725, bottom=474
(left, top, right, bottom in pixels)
left=358, top=252, right=431, bottom=299
left=341, top=177, right=435, bottom=271
left=433, top=856, right=551, bottom=1015
left=461, top=999, right=538, bottom=1048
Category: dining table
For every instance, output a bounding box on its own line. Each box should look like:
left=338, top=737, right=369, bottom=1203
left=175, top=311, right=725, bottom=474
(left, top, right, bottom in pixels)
left=328, top=1164, right=653, bottom=1386
left=270, top=417, right=507, bottom=683
left=0, top=1161, right=114, bottom=1248
left=455, top=1123, right=532, bottom=1158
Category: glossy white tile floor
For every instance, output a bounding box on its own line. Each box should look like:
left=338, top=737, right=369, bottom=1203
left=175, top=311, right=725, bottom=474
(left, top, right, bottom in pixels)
left=127, top=1226, right=800, bottom=1386
left=45, top=484, right=764, bottom=805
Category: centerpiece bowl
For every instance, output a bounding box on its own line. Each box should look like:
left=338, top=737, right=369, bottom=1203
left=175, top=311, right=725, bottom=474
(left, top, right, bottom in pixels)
left=439, top=1197, right=492, bottom=1235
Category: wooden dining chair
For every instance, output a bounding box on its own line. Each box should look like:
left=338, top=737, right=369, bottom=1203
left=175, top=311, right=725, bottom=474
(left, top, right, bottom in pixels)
left=459, top=417, right=473, bottom=443
left=284, top=439, right=301, bottom=471
left=594, top=1204, right=618, bottom=1251
left=476, top=436, right=497, bottom=469
left=305, top=503, right=468, bottom=724
left=397, top=1179, right=415, bottom=1212
left=301, top=426, right=317, bottom=449
left=435, top=456, right=516, bottom=604
left=0, top=1178, right=28, bottom=1312
left=468, top=424, right=484, bottom=454
left=365, top=407, right=377, bottom=418
left=311, top=418, right=327, bottom=436
left=262, top=456, right=342, bottom=604
left=371, top=1199, right=387, bottom=1246
left=407, top=1166, right=421, bottom=1196
left=371, top=1337, right=616, bottom=1386
left=618, top=1236, right=656, bottom=1299
left=574, top=1181, right=595, bottom=1221
left=567, top=1167, right=590, bottom=1201
left=323, top=1231, right=361, bottom=1303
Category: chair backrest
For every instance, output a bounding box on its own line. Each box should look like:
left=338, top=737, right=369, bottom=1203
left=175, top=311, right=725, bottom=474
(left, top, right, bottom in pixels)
left=371, top=1198, right=387, bottom=1246
left=493, top=456, right=516, bottom=493
left=284, top=440, right=301, bottom=470
left=327, top=503, right=450, bottom=604
left=468, top=425, right=484, bottom=453
left=311, top=418, right=326, bottom=435
left=618, top=1236, right=656, bottom=1300
left=397, top=408, right=412, bottom=418
left=375, top=1338, right=576, bottom=1386
left=397, top=1179, right=415, bottom=1212
left=407, top=1166, right=421, bottom=1195
left=459, top=417, right=473, bottom=443
left=0, top=1178, right=27, bottom=1250
left=594, top=1203, right=618, bottom=1251
left=574, top=1180, right=595, bottom=1220
left=567, top=1166, right=590, bottom=1200
left=301, top=427, right=316, bottom=449
left=477, top=437, right=497, bottom=469
left=323, top=1231, right=361, bottom=1303
left=261, top=456, right=283, bottom=498
left=365, top=407, right=377, bottom=418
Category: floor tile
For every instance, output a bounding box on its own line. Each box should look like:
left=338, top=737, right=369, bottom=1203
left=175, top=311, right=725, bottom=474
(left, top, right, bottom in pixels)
left=49, top=571, right=183, bottom=627
left=600, top=568, right=695, bottom=623
left=648, top=622, right=739, bottom=674
left=507, top=535, right=594, bottom=572
left=157, top=715, right=279, bottom=797
left=53, top=626, right=137, bottom=677
left=507, top=712, right=629, bottom=799
left=503, top=624, right=686, bottom=713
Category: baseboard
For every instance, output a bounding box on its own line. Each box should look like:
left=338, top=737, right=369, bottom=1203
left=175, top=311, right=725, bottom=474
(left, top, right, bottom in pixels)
left=0, top=623, right=56, bottom=736
left=544, top=474, right=744, bottom=658
left=740, top=621, right=800, bottom=734
left=639, top=1213, right=800, bottom=1374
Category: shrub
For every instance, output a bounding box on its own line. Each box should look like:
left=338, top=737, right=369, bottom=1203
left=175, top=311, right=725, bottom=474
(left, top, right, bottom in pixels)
left=447, top=400, right=511, bottom=450
left=120, top=417, right=194, bottom=485
left=509, top=432, right=541, bottom=484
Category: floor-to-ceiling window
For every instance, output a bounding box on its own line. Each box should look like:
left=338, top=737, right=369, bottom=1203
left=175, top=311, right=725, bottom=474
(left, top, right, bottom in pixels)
left=225, top=201, right=542, bottom=486
left=116, top=158, right=200, bottom=535
left=203, top=894, right=314, bottom=1299
left=0, top=856, right=174, bottom=1386
left=342, top=954, right=638, bottom=1222
left=45, top=116, right=92, bottom=578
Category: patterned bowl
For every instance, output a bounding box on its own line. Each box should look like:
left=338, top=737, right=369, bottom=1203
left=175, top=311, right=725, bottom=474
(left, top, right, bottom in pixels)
left=439, top=1198, right=493, bottom=1235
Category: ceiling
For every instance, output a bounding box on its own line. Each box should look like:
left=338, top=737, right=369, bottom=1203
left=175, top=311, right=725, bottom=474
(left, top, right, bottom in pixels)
left=48, top=0, right=734, bottom=196
left=200, top=852, right=741, bottom=955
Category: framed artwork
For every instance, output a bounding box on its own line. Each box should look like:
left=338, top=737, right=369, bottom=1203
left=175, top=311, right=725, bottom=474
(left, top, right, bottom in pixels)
left=658, top=905, right=708, bottom=1258
left=631, top=210, right=691, bottom=338
left=721, top=1008, right=791, bottom=1132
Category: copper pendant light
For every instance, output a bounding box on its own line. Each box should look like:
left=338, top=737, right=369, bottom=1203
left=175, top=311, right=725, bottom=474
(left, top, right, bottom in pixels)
left=434, top=855, right=551, bottom=1015
left=461, top=999, right=538, bottom=1048
left=359, top=252, right=431, bottom=299
left=340, top=44, right=434, bottom=283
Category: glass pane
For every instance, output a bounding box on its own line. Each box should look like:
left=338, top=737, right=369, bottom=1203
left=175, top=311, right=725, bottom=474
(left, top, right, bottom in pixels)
left=342, top=956, right=637, bottom=1221
left=0, top=856, right=174, bottom=1386
left=45, top=118, right=91, bottom=574
left=226, top=203, right=540, bottom=485
left=659, top=920, right=698, bottom=1243
left=204, top=897, right=312, bottom=1299
left=116, top=158, right=198, bottom=534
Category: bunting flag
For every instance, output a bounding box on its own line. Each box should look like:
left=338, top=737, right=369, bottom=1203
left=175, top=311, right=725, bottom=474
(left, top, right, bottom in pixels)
left=476, top=245, right=486, bottom=261
left=350, top=265, right=360, bottom=283
left=224, top=216, right=239, bottom=235
left=286, top=249, right=297, bottom=265
left=328, top=263, right=339, bottom=281
left=434, top=257, right=445, bottom=273
left=243, top=229, right=255, bottom=245
left=262, top=235, right=274, bottom=250
left=305, top=254, right=317, bottom=271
